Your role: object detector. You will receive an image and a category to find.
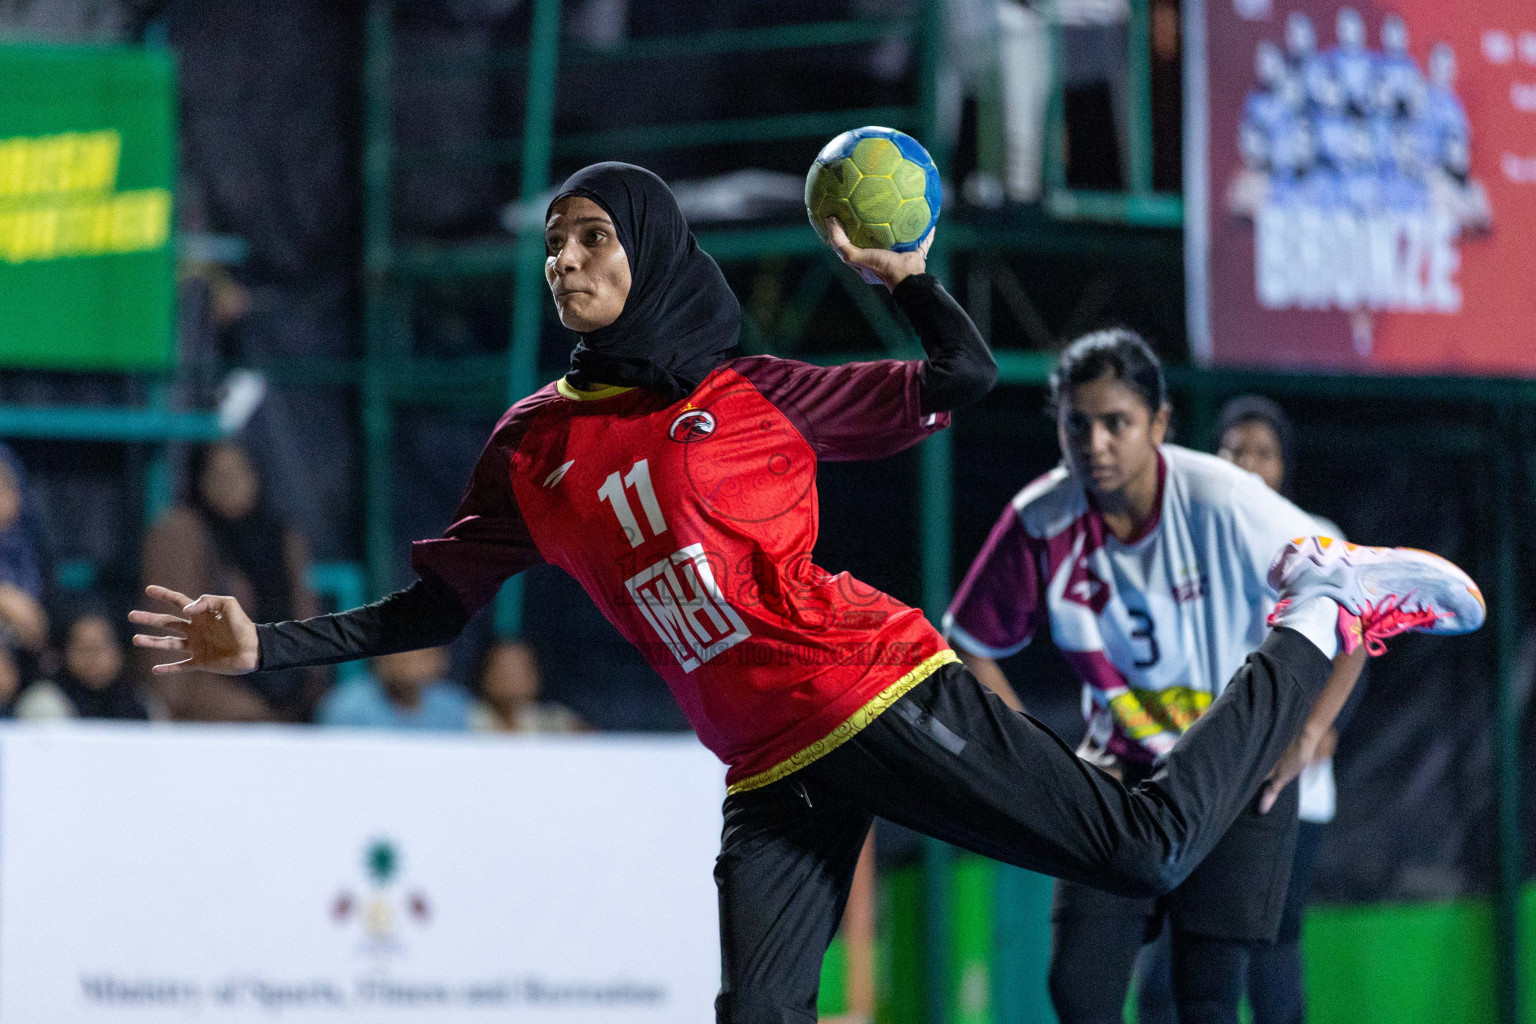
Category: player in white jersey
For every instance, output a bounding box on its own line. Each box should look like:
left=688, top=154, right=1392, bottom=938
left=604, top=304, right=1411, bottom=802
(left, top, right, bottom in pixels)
left=944, top=333, right=1368, bottom=1024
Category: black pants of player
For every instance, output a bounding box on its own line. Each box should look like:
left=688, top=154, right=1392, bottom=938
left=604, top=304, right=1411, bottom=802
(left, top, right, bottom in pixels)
left=1132, top=808, right=1321, bottom=1024
left=714, top=628, right=1331, bottom=1023
left=1058, top=920, right=1252, bottom=1024
left=1051, top=771, right=1301, bottom=1024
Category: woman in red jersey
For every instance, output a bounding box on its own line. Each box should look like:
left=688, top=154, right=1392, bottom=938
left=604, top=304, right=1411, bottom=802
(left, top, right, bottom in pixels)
left=132, top=162, right=1481, bottom=1024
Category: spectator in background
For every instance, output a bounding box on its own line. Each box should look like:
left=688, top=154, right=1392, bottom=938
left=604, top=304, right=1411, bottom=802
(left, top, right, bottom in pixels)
left=140, top=441, right=320, bottom=722
left=318, top=647, right=472, bottom=731
left=0, top=643, right=24, bottom=717
left=16, top=605, right=151, bottom=721
left=471, top=640, right=585, bottom=734
left=0, top=455, right=48, bottom=654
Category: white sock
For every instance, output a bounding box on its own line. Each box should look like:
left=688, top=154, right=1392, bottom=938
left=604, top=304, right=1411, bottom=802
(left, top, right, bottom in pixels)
left=1270, top=596, right=1340, bottom=660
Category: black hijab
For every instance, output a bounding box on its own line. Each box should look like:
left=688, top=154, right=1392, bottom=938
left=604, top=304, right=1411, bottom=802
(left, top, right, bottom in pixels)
left=1215, top=395, right=1296, bottom=496
left=54, top=606, right=150, bottom=721
left=549, top=162, right=740, bottom=402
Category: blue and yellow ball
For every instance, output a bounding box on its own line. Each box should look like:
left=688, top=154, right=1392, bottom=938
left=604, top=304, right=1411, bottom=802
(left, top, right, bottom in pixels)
left=804, top=127, right=941, bottom=252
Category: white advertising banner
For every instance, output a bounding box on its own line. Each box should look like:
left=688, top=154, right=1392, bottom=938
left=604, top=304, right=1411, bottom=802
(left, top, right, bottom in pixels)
left=0, top=724, right=725, bottom=1022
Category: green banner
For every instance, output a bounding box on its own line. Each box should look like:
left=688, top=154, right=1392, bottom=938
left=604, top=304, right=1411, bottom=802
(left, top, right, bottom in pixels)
left=0, top=43, right=175, bottom=370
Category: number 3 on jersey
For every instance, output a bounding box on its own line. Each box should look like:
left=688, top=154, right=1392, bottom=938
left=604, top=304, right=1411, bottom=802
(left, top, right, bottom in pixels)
left=602, top=459, right=752, bottom=672
left=1127, top=608, right=1160, bottom=669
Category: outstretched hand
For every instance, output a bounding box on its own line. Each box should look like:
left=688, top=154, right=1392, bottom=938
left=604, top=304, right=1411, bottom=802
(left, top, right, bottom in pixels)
left=825, top=217, right=933, bottom=292
left=129, top=585, right=260, bottom=676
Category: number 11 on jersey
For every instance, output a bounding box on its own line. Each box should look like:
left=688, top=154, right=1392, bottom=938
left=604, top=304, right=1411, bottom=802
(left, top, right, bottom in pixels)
left=599, top=459, right=669, bottom=548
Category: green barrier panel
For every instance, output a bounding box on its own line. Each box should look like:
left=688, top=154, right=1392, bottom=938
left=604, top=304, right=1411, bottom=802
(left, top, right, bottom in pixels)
left=821, top=936, right=850, bottom=1016
left=873, top=867, right=1536, bottom=1024
left=1524, top=885, right=1536, bottom=1024
left=0, top=44, right=175, bottom=370
left=884, top=864, right=926, bottom=1024
left=1305, top=898, right=1499, bottom=1024
left=0, top=404, right=217, bottom=441
left=994, top=867, right=1057, bottom=1024
left=952, top=856, right=997, bottom=1024
left=848, top=855, right=1050, bottom=1024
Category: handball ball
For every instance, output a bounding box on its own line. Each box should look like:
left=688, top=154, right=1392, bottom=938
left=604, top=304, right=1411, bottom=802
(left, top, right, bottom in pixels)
left=805, top=127, right=941, bottom=252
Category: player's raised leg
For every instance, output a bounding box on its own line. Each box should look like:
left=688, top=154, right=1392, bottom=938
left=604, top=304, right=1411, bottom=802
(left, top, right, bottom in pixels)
left=1125, top=535, right=1480, bottom=885
left=1160, top=534, right=1487, bottom=865
left=803, top=538, right=1482, bottom=899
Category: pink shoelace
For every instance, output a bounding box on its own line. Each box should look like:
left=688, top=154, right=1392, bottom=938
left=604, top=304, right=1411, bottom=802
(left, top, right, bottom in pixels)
left=1269, top=595, right=1446, bottom=657
left=1352, top=593, right=1445, bottom=656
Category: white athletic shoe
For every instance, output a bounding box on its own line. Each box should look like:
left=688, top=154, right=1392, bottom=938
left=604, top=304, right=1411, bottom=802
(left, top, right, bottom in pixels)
left=1267, top=537, right=1486, bottom=656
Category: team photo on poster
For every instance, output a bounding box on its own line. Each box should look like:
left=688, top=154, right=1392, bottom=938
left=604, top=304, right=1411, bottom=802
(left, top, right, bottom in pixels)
left=1188, top=0, right=1536, bottom=372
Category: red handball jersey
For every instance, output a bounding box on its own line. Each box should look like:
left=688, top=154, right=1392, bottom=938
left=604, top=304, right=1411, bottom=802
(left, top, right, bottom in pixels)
left=411, top=355, right=958, bottom=792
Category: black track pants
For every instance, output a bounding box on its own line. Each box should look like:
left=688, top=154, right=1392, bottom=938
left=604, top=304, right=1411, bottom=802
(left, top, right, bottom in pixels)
left=1049, top=916, right=1256, bottom=1024
left=714, top=628, right=1332, bottom=1023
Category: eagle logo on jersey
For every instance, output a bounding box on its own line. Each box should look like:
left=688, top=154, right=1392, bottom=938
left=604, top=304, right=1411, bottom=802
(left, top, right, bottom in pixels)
left=669, top=409, right=716, bottom=443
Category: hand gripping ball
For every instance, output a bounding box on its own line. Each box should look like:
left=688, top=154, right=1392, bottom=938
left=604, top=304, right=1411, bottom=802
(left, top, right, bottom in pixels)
left=805, top=127, right=942, bottom=252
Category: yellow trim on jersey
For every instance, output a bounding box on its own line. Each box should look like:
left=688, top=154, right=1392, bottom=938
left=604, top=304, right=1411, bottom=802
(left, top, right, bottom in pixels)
left=726, top=649, right=962, bottom=795
left=556, top=377, right=635, bottom=401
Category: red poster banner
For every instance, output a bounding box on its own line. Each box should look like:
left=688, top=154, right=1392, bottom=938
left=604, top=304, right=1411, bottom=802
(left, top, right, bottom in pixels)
left=1186, top=0, right=1536, bottom=373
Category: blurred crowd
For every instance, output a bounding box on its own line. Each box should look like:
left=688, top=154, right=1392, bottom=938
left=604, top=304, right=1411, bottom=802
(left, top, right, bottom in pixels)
left=0, top=436, right=584, bottom=736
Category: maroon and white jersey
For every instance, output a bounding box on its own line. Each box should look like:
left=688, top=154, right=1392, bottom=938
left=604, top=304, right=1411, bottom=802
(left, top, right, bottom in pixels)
left=412, top=356, right=958, bottom=793
left=944, top=445, right=1317, bottom=765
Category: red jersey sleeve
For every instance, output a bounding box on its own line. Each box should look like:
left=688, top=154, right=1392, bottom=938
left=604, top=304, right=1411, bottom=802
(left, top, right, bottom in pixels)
left=728, top=354, right=950, bottom=462
left=409, top=393, right=553, bottom=617
left=943, top=504, right=1047, bottom=658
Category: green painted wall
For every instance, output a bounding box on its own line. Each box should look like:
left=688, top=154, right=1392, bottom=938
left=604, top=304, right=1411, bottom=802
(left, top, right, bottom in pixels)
left=825, top=856, right=1533, bottom=1024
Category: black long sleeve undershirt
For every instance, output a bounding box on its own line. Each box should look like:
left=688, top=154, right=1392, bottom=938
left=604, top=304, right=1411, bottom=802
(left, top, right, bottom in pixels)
left=257, top=577, right=468, bottom=672
left=893, top=273, right=998, bottom=415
